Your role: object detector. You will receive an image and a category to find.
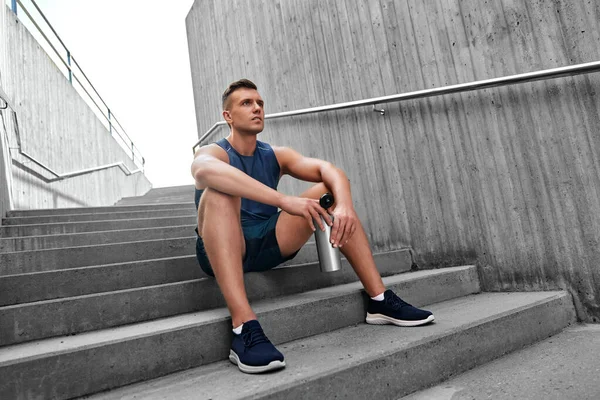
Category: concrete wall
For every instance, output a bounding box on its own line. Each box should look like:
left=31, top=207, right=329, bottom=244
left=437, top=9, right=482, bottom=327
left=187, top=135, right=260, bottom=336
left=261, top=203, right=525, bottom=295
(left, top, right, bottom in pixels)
left=0, top=3, right=7, bottom=89
left=0, top=6, right=151, bottom=213
left=0, top=3, right=13, bottom=218
left=187, top=0, right=600, bottom=321
left=0, top=109, right=14, bottom=220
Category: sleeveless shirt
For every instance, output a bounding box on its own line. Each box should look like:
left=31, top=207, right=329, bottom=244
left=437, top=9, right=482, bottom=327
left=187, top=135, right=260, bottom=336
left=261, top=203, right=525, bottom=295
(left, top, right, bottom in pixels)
left=194, top=138, right=280, bottom=224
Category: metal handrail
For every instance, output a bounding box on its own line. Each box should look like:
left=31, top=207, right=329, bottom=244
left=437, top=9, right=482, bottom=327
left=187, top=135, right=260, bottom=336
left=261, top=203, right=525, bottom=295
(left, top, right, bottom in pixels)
left=11, top=0, right=145, bottom=168
left=1, top=108, right=142, bottom=182
left=20, top=152, right=142, bottom=181
left=0, top=87, right=12, bottom=110
left=193, top=60, right=600, bottom=153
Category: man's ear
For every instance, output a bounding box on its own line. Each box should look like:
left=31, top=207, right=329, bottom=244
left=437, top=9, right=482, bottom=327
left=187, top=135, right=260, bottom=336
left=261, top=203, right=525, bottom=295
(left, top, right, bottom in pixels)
left=222, top=110, right=232, bottom=124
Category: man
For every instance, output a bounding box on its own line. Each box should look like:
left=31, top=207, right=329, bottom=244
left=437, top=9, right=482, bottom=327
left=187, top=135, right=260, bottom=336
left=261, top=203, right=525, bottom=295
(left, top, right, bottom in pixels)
left=191, top=79, right=434, bottom=374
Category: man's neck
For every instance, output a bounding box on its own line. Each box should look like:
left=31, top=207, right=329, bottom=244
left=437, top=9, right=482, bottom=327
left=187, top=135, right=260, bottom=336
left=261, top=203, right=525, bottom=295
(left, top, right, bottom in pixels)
left=227, top=131, right=258, bottom=156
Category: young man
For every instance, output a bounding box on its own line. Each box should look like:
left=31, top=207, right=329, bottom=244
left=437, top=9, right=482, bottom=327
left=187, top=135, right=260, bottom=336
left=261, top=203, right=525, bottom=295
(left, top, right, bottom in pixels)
left=191, top=79, right=434, bottom=374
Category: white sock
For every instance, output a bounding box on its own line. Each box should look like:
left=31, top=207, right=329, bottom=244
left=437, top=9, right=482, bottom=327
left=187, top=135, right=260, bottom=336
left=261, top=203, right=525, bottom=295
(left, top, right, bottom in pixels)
left=371, top=292, right=385, bottom=301
left=233, top=323, right=243, bottom=334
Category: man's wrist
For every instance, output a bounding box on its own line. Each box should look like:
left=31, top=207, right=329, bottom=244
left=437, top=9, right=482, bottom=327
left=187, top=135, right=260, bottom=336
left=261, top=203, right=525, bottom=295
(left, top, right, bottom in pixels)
left=335, top=200, right=354, bottom=210
left=329, top=191, right=352, bottom=209
left=275, top=192, right=286, bottom=209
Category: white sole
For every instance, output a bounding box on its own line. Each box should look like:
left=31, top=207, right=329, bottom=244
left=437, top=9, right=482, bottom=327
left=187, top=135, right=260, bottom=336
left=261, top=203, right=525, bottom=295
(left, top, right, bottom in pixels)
left=229, top=350, right=286, bottom=374
left=366, top=313, right=435, bottom=327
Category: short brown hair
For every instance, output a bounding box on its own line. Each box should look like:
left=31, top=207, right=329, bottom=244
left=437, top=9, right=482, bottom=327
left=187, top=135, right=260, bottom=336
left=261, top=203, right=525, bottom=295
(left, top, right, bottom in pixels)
left=222, top=79, right=258, bottom=110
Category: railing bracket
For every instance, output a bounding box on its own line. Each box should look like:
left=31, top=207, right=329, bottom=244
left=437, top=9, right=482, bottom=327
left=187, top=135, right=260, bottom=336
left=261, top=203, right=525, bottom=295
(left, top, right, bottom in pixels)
left=372, top=105, right=385, bottom=116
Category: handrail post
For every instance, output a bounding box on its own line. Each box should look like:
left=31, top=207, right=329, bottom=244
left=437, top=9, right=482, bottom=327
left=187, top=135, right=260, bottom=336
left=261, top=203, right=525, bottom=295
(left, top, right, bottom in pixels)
left=108, top=109, right=112, bottom=134
left=11, top=0, right=17, bottom=14
left=67, top=50, right=72, bottom=84
left=131, top=142, right=134, bottom=161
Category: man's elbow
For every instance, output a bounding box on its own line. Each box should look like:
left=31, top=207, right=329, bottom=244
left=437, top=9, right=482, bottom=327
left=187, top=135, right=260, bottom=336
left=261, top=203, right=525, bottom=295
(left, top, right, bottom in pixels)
left=191, top=158, right=212, bottom=184
left=322, top=162, right=346, bottom=177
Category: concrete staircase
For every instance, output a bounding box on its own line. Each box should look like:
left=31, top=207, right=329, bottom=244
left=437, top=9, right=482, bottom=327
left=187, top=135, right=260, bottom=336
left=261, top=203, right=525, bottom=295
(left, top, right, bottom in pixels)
left=0, top=186, right=576, bottom=399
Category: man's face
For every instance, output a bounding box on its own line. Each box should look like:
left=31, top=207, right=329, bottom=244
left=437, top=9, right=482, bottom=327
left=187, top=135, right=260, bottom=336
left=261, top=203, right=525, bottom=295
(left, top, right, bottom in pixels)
left=223, top=88, right=265, bottom=134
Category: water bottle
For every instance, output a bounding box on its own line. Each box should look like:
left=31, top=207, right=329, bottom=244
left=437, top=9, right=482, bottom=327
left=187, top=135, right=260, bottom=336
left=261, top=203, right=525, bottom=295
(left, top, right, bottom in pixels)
left=314, top=193, right=342, bottom=272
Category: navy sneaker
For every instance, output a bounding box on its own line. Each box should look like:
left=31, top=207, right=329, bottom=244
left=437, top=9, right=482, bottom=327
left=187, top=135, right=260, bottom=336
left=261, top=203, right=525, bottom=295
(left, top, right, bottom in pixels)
left=366, top=290, right=435, bottom=327
left=229, top=320, right=285, bottom=374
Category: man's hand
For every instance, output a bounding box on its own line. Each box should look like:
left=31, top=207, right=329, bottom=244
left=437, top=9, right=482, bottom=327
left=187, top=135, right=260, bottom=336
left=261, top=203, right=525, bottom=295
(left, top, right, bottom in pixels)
left=330, top=204, right=358, bottom=248
left=280, top=195, right=333, bottom=232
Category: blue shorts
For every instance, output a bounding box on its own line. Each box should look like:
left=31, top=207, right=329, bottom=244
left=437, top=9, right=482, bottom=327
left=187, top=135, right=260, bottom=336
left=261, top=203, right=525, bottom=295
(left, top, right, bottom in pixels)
left=195, top=211, right=300, bottom=277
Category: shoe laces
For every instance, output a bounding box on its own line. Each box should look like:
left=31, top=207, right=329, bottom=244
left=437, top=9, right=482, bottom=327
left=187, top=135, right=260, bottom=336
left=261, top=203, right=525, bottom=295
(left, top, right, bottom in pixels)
left=386, top=294, right=412, bottom=310
left=242, top=327, right=270, bottom=348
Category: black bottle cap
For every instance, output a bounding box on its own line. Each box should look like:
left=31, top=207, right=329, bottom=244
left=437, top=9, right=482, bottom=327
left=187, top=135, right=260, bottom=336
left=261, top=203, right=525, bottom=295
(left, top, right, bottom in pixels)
left=319, top=193, right=335, bottom=209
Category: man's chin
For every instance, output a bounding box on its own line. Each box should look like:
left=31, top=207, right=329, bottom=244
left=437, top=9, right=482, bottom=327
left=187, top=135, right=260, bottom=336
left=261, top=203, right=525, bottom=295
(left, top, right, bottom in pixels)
left=248, top=125, right=264, bottom=134
left=240, top=128, right=263, bottom=136
left=234, top=123, right=264, bottom=135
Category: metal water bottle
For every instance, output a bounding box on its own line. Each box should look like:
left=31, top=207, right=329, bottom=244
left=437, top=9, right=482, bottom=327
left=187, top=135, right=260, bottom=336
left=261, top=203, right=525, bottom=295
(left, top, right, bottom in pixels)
left=314, top=193, right=342, bottom=272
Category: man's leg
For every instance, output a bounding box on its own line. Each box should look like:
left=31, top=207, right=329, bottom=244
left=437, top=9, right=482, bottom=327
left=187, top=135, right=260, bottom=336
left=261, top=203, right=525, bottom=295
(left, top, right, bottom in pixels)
left=199, top=188, right=286, bottom=373
left=197, top=188, right=255, bottom=328
left=277, top=182, right=434, bottom=327
left=276, top=183, right=386, bottom=298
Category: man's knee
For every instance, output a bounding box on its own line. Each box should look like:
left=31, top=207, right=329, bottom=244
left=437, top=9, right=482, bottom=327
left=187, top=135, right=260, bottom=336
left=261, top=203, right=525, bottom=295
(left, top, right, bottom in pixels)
left=201, top=188, right=240, bottom=207
left=198, top=188, right=241, bottom=232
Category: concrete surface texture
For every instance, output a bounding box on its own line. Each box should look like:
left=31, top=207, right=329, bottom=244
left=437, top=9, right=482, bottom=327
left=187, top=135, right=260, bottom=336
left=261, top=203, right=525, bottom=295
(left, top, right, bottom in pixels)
left=0, top=236, right=197, bottom=274
left=0, top=250, right=416, bottom=346
left=402, top=323, right=600, bottom=400
left=0, top=185, right=582, bottom=399
left=0, top=214, right=196, bottom=237
left=2, top=8, right=151, bottom=211
left=0, top=267, right=477, bottom=399
left=6, top=201, right=195, bottom=217
left=0, top=224, right=196, bottom=252
left=0, top=108, right=13, bottom=221
left=0, top=5, right=13, bottom=219
left=117, top=185, right=197, bottom=205
left=186, top=0, right=600, bottom=322
left=2, top=207, right=196, bottom=225
left=85, top=292, right=574, bottom=400
left=0, top=4, right=7, bottom=89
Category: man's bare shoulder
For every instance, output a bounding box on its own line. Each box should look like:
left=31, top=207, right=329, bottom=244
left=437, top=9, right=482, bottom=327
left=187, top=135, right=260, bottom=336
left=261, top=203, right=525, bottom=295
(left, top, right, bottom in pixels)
left=272, top=145, right=301, bottom=159
left=191, top=143, right=229, bottom=189
left=272, top=145, right=298, bottom=168
left=193, top=143, right=228, bottom=163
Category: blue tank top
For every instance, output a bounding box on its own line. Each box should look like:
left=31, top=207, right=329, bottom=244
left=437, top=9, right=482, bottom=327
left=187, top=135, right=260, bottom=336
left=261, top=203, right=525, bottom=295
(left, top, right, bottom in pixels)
left=194, top=138, right=280, bottom=223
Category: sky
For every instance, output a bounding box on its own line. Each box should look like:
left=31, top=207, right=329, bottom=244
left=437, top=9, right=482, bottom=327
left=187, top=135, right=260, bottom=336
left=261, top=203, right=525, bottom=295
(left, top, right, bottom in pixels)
left=11, top=0, right=198, bottom=188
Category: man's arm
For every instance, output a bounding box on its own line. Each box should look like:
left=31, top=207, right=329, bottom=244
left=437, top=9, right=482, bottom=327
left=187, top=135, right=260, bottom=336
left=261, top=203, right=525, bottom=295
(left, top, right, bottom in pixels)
left=191, top=144, right=286, bottom=206
left=274, top=146, right=358, bottom=247
left=191, top=144, right=330, bottom=231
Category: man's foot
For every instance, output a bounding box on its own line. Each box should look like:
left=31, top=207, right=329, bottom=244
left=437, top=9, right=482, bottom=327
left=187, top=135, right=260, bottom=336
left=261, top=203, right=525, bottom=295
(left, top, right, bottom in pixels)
left=229, top=320, right=286, bottom=374
left=366, top=290, right=435, bottom=327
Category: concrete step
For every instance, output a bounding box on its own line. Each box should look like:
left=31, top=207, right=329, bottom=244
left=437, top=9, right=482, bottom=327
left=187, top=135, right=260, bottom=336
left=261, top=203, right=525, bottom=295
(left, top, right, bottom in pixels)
left=0, top=224, right=196, bottom=252
left=117, top=197, right=196, bottom=206
left=0, top=215, right=196, bottom=238
left=85, top=291, right=575, bottom=400
left=401, top=323, right=600, bottom=400
left=1, top=208, right=195, bottom=225
left=0, top=237, right=319, bottom=276
left=0, top=267, right=480, bottom=399
left=6, top=202, right=194, bottom=218
left=115, top=185, right=195, bottom=206
left=132, top=185, right=195, bottom=198
left=0, top=237, right=195, bottom=275
left=0, top=242, right=321, bottom=306
left=0, top=255, right=200, bottom=306
left=0, top=250, right=414, bottom=344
